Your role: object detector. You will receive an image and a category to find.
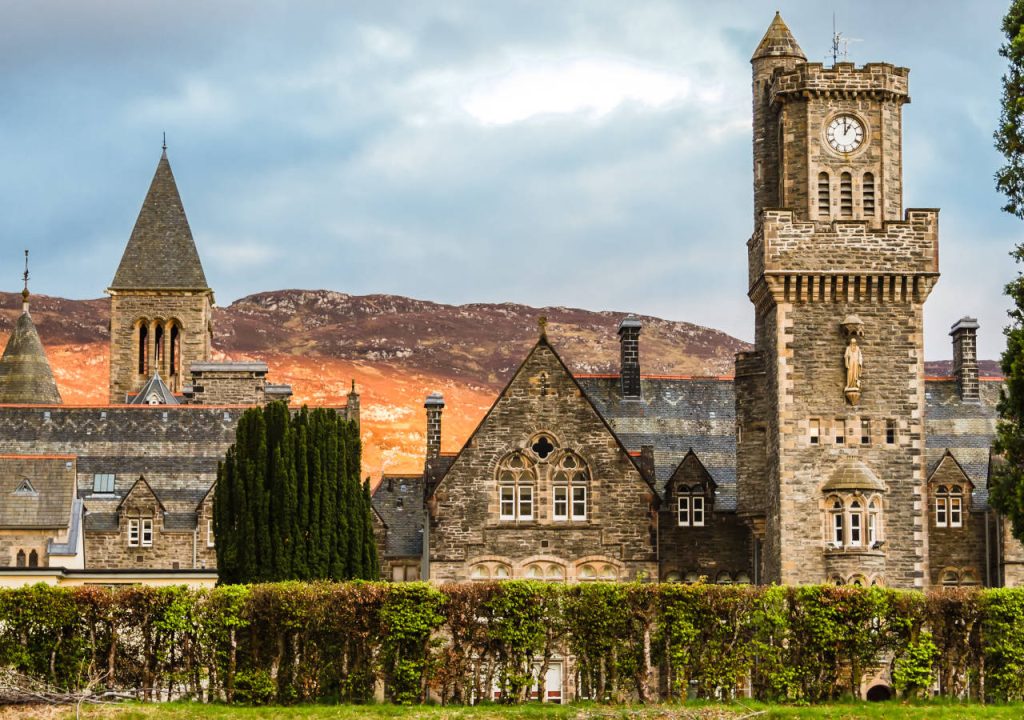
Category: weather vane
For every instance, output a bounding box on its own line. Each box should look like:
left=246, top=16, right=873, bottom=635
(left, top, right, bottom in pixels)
left=22, top=249, right=29, bottom=293
left=162, top=131, right=167, bottom=151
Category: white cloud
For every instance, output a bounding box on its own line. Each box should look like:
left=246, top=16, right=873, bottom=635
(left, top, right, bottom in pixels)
left=460, top=57, right=692, bottom=125
left=128, top=77, right=237, bottom=126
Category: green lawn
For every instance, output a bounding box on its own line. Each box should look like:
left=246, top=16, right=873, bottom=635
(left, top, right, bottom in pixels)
left=18, top=700, right=1021, bottom=720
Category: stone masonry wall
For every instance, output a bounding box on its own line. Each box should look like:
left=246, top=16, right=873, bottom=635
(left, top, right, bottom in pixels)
left=428, top=341, right=659, bottom=583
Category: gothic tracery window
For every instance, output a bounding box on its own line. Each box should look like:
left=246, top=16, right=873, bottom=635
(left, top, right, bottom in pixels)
left=498, top=452, right=536, bottom=522
left=551, top=451, right=589, bottom=521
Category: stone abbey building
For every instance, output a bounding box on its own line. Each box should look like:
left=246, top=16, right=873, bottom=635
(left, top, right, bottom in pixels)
left=373, top=14, right=1022, bottom=590
left=0, top=147, right=357, bottom=585
left=1, top=14, right=1020, bottom=591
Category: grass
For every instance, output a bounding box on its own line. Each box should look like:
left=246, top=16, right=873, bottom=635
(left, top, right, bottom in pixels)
left=2, top=700, right=1020, bottom=720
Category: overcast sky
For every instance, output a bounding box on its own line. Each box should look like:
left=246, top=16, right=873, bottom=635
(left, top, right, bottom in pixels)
left=1, top=1, right=1020, bottom=360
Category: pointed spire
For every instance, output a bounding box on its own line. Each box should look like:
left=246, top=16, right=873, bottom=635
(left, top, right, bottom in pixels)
left=0, top=306, right=62, bottom=405
left=108, top=148, right=210, bottom=291
left=752, top=12, right=806, bottom=62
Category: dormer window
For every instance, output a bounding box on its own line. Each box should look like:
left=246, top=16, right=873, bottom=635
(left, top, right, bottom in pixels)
left=13, top=478, right=37, bottom=496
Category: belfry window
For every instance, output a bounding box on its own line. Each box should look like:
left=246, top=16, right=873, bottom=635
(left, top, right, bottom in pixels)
left=169, top=324, right=181, bottom=376
left=863, top=172, right=876, bottom=215
left=840, top=172, right=853, bottom=217
left=154, top=325, right=164, bottom=371
left=498, top=452, right=536, bottom=522
left=16, top=549, right=26, bottom=568
left=28, top=550, right=38, bottom=568
left=817, top=172, right=830, bottom=216
left=138, top=323, right=148, bottom=374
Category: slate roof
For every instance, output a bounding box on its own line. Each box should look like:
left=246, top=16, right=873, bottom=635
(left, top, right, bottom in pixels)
left=577, top=376, right=737, bottom=510
left=129, top=373, right=178, bottom=405
left=372, top=474, right=424, bottom=558
left=0, top=455, right=75, bottom=529
left=925, top=379, right=1000, bottom=511
left=0, top=311, right=62, bottom=405
left=84, top=512, right=118, bottom=532
left=109, top=150, right=210, bottom=291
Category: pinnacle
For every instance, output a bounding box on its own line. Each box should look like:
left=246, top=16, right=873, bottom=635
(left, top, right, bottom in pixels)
left=108, top=150, right=210, bottom=291
left=752, top=11, right=806, bottom=62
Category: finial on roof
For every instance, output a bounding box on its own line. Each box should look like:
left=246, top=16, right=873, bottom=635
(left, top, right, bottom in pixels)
left=21, top=250, right=29, bottom=314
left=538, top=315, right=548, bottom=338
left=350, top=378, right=357, bottom=394
left=162, top=132, right=167, bottom=152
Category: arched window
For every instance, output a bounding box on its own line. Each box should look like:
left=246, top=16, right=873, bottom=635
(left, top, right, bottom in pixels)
left=677, top=485, right=707, bottom=527
left=941, top=569, right=959, bottom=587
left=716, top=572, right=733, bottom=585
left=863, top=172, right=876, bottom=216
left=169, top=322, right=181, bottom=378
left=578, top=564, right=597, bottom=582
left=818, top=172, right=830, bottom=216
left=840, top=172, right=853, bottom=216
left=551, top=451, right=589, bottom=521
left=28, top=550, right=38, bottom=568
left=138, top=322, right=149, bottom=374
left=497, top=452, right=536, bottom=521
left=154, top=324, right=164, bottom=372
left=829, top=497, right=844, bottom=545
left=16, top=549, right=26, bottom=568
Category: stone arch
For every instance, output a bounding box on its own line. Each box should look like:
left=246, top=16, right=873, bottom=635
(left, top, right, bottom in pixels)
left=574, top=555, right=623, bottom=582
left=135, top=318, right=149, bottom=374
left=15, top=549, right=26, bottom=568
left=468, top=556, right=513, bottom=582
left=28, top=550, right=38, bottom=568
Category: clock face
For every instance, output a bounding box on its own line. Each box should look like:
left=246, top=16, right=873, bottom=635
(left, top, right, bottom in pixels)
left=826, top=114, right=864, bottom=153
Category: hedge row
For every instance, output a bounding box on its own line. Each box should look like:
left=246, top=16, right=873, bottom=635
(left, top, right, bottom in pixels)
left=2, top=582, right=1024, bottom=705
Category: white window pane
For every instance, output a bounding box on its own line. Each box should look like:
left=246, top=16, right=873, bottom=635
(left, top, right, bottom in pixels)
left=142, top=519, right=153, bottom=547
left=678, top=496, right=689, bottom=526
left=936, top=498, right=947, bottom=527
left=951, top=497, right=962, bottom=527
left=849, top=513, right=861, bottom=546
left=692, top=497, right=705, bottom=527
left=128, top=519, right=139, bottom=547
left=519, top=486, right=533, bottom=520
left=833, top=513, right=843, bottom=544
left=572, top=486, right=587, bottom=520
left=500, top=486, right=515, bottom=519
left=553, top=486, right=568, bottom=520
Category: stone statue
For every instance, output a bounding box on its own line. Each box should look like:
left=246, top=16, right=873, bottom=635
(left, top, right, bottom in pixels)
left=845, top=337, right=863, bottom=390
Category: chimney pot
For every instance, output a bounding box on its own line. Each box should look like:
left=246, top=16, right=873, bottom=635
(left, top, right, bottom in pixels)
left=425, top=392, right=445, bottom=458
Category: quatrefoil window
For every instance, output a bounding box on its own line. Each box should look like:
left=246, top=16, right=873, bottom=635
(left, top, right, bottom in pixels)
left=531, top=435, right=556, bottom=460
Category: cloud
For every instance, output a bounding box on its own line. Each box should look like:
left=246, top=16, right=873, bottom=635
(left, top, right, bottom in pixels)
left=460, top=57, right=692, bottom=125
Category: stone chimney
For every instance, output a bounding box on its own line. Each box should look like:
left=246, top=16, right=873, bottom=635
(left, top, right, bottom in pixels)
left=618, top=316, right=642, bottom=398
left=950, top=317, right=980, bottom=403
left=425, top=392, right=445, bottom=458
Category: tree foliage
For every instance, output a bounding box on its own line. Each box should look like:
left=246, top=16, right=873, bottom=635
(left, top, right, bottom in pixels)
left=1, top=582, right=1018, bottom=705
left=213, top=402, right=376, bottom=583
left=992, top=2, right=1024, bottom=542
left=997, top=1, right=1024, bottom=218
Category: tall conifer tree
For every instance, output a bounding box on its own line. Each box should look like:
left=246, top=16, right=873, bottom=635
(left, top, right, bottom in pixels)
left=213, top=402, right=376, bottom=582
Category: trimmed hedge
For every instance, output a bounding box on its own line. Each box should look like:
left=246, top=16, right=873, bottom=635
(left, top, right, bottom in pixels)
left=0, top=582, right=1019, bottom=704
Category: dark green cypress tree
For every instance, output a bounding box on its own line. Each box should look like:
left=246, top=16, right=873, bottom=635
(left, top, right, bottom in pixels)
left=214, top=402, right=373, bottom=582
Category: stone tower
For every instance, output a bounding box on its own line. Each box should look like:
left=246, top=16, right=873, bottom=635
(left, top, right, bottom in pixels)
left=107, top=148, right=213, bottom=403
left=0, top=281, right=62, bottom=405
left=736, top=14, right=939, bottom=588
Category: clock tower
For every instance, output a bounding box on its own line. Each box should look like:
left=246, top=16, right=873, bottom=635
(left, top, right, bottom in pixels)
left=736, top=13, right=939, bottom=588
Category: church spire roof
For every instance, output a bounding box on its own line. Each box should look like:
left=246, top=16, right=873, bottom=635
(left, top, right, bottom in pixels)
left=752, top=12, right=806, bottom=62
left=108, top=148, right=210, bottom=292
left=0, top=281, right=62, bottom=405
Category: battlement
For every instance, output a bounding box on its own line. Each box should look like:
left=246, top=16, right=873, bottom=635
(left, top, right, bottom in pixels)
left=771, top=62, right=910, bottom=104
left=748, top=208, right=938, bottom=295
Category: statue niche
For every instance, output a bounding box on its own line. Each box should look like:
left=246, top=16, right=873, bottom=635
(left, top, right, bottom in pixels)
left=840, top=316, right=864, bottom=406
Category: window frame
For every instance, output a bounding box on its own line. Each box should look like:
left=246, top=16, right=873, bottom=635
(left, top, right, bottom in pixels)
left=141, top=518, right=154, bottom=547
left=692, top=496, right=705, bottom=527
left=552, top=485, right=568, bottom=521
left=677, top=495, right=690, bottom=527
left=207, top=519, right=215, bottom=548
left=571, top=485, right=587, bottom=520
left=93, top=473, right=115, bottom=494
left=500, top=485, right=516, bottom=520
left=128, top=519, right=140, bottom=547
